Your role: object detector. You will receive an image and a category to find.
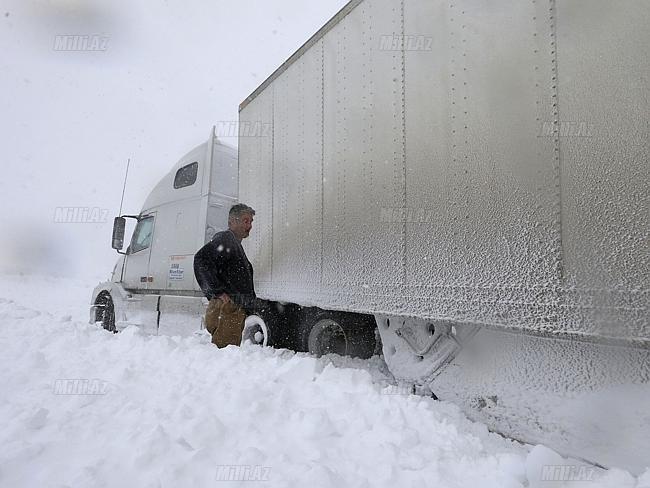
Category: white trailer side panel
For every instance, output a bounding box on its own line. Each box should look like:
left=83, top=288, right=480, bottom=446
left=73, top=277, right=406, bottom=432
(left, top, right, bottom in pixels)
left=557, top=0, right=649, bottom=339
left=322, top=0, right=405, bottom=291
left=403, top=0, right=560, bottom=310
left=238, top=89, right=274, bottom=283
left=272, top=47, right=324, bottom=286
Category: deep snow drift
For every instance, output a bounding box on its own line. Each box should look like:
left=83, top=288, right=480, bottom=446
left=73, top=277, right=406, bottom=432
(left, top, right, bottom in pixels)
left=0, top=273, right=647, bottom=488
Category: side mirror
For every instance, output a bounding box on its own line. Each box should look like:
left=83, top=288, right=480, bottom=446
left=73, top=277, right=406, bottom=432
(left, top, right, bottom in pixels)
left=112, top=217, right=126, bottom=251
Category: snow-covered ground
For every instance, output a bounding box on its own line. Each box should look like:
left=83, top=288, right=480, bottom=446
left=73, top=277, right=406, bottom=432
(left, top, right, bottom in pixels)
left=0, top=273, right=647, bottom=488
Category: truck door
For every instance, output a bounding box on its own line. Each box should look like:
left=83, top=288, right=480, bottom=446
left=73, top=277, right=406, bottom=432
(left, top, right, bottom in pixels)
left=122, top=213, right=156, bottom=290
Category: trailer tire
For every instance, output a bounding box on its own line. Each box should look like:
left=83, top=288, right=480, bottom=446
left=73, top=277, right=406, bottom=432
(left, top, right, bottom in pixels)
left=300, top=311, right=376, bottom=359
left=95, top=292, right=116, bottom=333
left=243, top=300, right=300, bottom=350
left=241, top=301, right=285, bottom=349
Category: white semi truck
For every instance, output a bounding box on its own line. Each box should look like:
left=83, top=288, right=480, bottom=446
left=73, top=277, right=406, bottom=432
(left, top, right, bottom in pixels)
left=91, top=0, right=649, bottom=474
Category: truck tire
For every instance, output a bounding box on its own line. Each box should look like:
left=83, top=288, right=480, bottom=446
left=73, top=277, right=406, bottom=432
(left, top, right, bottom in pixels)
left=95, top=292, right=116, bottom=333
left=242, top=300, right=300, bottom=350
left=300, top=310, right=376, bottom=359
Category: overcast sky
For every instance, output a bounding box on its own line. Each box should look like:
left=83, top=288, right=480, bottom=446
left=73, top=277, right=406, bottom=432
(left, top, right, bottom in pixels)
left=0, top=0, right=348, bottom=279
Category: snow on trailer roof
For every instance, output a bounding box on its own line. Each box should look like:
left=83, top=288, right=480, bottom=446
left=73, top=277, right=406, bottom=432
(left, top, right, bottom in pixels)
left=238, top=0, right=363, bottom=112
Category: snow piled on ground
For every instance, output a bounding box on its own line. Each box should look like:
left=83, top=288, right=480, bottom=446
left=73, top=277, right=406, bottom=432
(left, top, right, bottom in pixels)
left=0, top=273, right=647, bottom=487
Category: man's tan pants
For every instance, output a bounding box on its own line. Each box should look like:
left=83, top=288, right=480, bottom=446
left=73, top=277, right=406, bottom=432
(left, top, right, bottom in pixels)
left=205, top=298, right=247, bottom=348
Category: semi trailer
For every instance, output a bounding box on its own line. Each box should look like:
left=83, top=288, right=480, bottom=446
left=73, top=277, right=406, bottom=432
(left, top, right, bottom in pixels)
left=91, top=0, right=649, bottom=474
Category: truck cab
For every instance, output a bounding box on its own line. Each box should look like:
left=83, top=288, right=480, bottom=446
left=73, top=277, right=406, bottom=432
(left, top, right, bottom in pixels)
left=90, top=127, right=238, bottom=335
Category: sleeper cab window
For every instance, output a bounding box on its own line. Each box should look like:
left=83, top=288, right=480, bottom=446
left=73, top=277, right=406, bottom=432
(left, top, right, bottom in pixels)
left=173, top=161, right=198, bottom=189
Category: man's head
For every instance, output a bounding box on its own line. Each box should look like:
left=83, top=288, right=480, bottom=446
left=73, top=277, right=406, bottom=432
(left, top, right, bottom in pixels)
left=228, top=203, right=255, bottom=241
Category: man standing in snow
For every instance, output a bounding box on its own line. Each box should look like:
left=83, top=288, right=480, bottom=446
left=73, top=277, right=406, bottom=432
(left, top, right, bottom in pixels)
left=193, top=204, right=256, bottom=347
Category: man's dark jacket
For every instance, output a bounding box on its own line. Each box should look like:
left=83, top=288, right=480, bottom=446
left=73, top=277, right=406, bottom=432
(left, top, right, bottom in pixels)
left=193, top=230, right=256, bottom=309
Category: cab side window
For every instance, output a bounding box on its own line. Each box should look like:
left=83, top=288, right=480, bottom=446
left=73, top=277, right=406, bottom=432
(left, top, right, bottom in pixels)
left=130, top=216, right=154, bottom=254
left=174, top=162, right=198, bottom=189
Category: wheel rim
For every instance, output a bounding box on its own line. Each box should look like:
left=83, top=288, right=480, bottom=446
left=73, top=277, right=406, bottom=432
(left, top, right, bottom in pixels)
left=308, top=319, right=348, bottom=357
left=242, top=315, right=269, bottom=346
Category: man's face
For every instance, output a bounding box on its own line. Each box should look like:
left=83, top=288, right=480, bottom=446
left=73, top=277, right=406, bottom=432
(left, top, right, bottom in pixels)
left=229, top=212, right=254, bottom=240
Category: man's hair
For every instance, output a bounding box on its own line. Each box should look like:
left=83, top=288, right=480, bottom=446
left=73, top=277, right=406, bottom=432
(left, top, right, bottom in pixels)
left=229, top=203, right=256, bottom=220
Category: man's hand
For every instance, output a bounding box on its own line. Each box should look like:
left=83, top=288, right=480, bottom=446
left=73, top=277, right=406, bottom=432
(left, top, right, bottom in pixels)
left=218, top=293, right=231, bottom=303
